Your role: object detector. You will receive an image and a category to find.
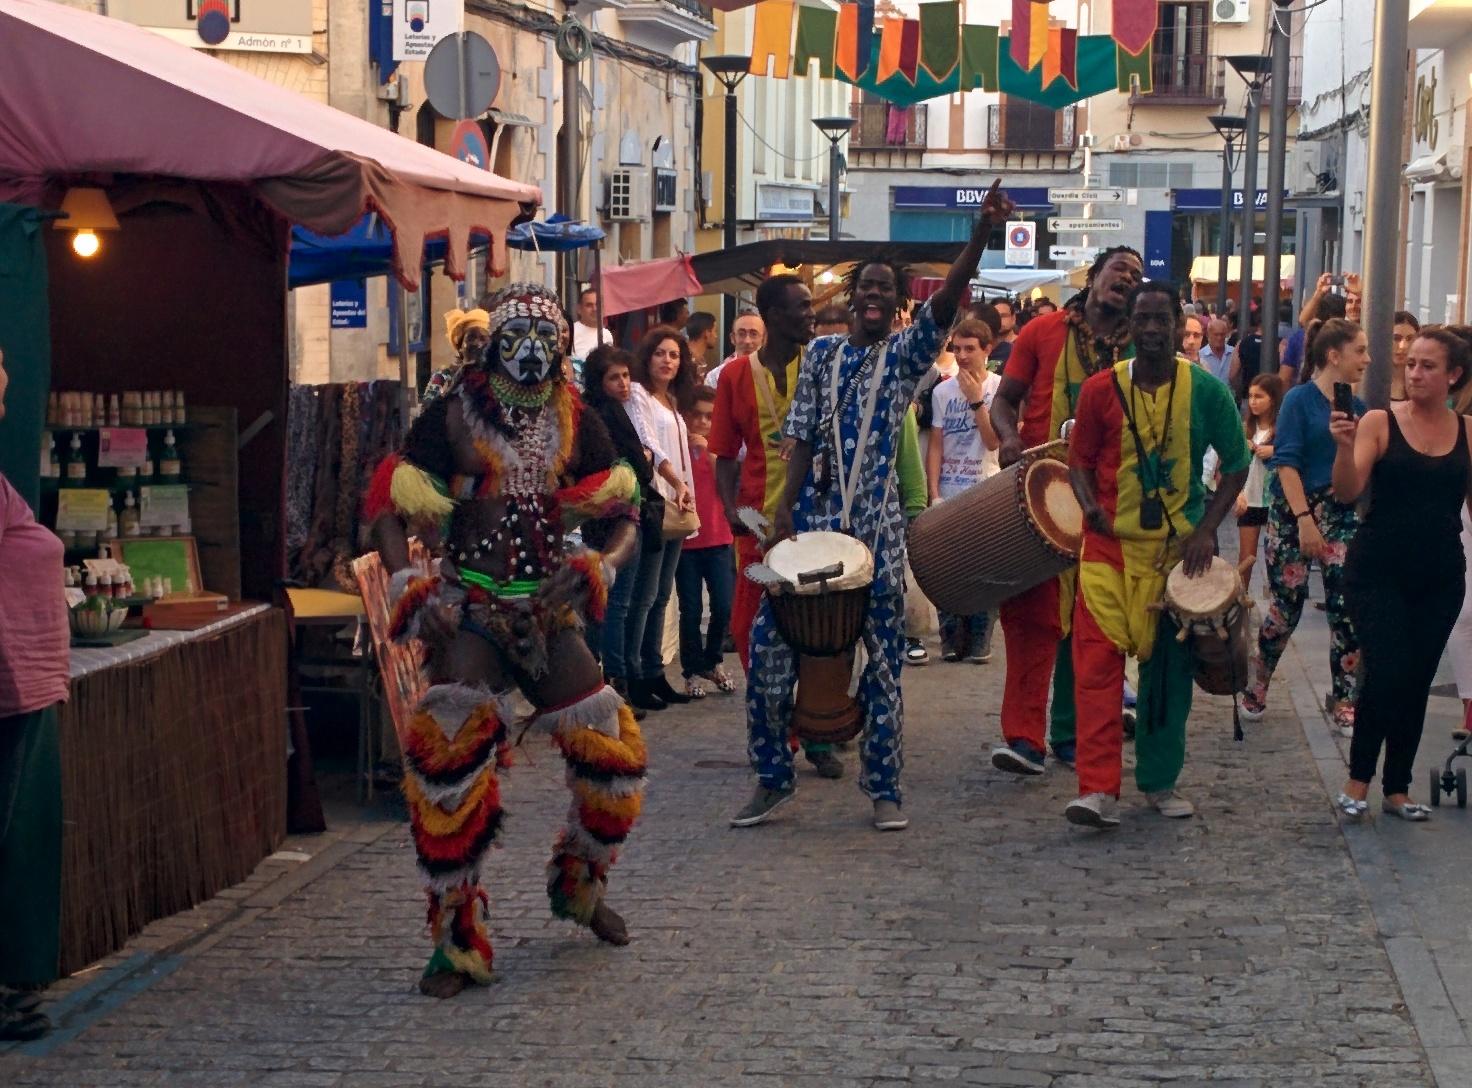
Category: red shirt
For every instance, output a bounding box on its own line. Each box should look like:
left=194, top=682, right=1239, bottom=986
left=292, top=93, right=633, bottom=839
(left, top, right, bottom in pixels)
left=1001, top=309, right=1073, bottom=448
left=709, top=353, right=800, bottom=522
left=684, top=441, right=734, bottom=550
left=0, top=474, right=69, bottom=716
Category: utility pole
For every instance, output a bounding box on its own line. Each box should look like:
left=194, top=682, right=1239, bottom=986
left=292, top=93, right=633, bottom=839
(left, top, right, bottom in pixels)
left=558, top=1, right=585, bottom=309
left=1261, top=0, right=1293, bottom=373
left=1209, top=115, right=1245, bottom=317
left=1227, top=56, right=1269, bottom=338
left=702, top=55, right=750, bottom=343
left=1360, top=0, right=1411, bottom=407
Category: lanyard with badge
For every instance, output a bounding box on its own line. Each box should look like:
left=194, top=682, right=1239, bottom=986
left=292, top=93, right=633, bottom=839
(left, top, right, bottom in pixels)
left=1110, top=359, right=1179, bottom=543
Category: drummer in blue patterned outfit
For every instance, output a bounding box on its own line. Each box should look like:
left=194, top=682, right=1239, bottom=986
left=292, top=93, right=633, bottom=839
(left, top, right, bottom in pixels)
left=730, top=183, right=1017, bottom=832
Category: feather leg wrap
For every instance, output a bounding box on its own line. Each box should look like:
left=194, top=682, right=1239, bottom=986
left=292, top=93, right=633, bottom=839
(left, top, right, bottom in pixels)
left=546, top=696, right=646, bottom=925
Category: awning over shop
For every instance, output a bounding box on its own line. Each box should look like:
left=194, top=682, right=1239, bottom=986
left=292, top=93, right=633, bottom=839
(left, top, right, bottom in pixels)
left=691, top=239, right=968, bottom=297
left=0, top=0, right=541, bottom=288
left=288, top=214, right=603, bottom=289
left=599, top=256, right=703, bottom=317
left=1188, top=254, right=1297, bottom=288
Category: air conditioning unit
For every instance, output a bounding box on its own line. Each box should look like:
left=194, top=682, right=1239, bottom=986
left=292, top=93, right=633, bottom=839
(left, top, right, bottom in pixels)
left=652, top=168, right=678, bottom=213
left=1112, top=133, right=1134, bottom=152
left=1078, top=132, right=1095, bottom=149
left=1213, top=0, right=1249, bottom=24
left=606, top=168, right=651, bottom=222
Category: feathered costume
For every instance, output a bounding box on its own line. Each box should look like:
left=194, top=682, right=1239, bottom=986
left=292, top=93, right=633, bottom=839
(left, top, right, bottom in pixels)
left=365, top=284, right=643, bottom=986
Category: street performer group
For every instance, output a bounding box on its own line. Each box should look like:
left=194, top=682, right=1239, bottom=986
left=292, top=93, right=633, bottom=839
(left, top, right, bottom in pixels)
left=364, top=184, right=1252, bottom=994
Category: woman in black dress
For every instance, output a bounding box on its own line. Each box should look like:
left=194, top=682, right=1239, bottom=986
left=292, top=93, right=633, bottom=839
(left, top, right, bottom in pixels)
left=1330, top=328, right=1472, bottom=819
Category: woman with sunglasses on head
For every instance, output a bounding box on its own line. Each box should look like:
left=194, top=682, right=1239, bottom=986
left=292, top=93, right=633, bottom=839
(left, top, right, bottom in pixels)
left=1329, top=328, right=1472, bottom=820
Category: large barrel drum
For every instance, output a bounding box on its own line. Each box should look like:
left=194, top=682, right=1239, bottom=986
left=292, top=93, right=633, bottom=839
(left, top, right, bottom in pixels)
left=907, top=455, right=1084, bottom=615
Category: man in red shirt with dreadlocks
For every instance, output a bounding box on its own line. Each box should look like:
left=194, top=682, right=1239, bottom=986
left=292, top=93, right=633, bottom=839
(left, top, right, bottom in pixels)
left=987, top=247, right=1143, bottom=777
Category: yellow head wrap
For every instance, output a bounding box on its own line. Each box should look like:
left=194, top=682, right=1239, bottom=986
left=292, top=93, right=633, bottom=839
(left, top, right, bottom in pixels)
left=444, top=308, right=490, bottom=352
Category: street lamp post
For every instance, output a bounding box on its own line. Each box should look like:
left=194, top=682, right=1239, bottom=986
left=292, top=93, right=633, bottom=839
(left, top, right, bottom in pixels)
left=1227, top=55, right=1269, bottom=339
left=702, top=54, right=751, bottom=341
left=812, top=116, right=856, bottom=243
left=1261, top=0, right=1294, bottom=373
left=1209, top=115, right=1246, bottom=317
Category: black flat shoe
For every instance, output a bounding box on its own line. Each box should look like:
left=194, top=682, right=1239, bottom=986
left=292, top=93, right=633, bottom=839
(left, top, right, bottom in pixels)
left=628, top=679, right=668, bottom=711
left=650, top=675, right=692, bottom=705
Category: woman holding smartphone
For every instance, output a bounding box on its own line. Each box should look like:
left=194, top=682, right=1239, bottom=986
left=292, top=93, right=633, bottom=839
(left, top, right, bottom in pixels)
left=1329, top=329, right=1472, bottom=819
left=1241, top=319, right=1367, bottom=734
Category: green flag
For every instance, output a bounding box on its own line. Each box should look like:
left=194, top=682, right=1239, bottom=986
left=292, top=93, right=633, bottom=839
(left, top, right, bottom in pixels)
left=960, top=24, right=999, bottom=91
left=794, top=6, right=839, bottom=79
left=1115, top=43, right=1153, bottom=94
left=918, top=2, right=960, bottom=82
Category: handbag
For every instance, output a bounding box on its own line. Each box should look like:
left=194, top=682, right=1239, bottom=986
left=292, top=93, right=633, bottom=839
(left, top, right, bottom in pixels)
left=661, top=411, right=702, bottom=540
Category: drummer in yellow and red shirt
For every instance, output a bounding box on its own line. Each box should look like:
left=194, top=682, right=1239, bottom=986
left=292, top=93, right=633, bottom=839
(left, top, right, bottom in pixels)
left=1065, top=280, right=1249, bottom=829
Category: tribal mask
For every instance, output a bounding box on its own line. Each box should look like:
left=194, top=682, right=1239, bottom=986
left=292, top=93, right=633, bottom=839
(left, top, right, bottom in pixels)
left=481, top=283, right=570, bottom=386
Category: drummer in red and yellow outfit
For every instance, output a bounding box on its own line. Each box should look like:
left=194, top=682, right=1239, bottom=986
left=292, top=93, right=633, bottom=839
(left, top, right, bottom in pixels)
left=989, top=248, right=1143, bottom=775
left=1065, top=281, right=1248, bottom=829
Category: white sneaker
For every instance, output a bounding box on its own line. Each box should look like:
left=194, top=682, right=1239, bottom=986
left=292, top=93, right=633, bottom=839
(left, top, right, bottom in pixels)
left=1146, top=790, right=1196, bottom=819
left=1065, top=792, right=1120, bottom=829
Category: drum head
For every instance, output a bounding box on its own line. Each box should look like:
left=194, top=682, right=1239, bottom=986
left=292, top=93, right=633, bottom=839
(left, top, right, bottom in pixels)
left=1022, top=458, right=1084, bottom=556
left=1165, top=556, right=1241, bottom=617
left=766, top=531, right=874, bottom=595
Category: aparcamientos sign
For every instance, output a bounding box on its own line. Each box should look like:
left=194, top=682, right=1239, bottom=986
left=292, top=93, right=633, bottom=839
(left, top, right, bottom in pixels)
left=110, top=0, right=313, bottom=53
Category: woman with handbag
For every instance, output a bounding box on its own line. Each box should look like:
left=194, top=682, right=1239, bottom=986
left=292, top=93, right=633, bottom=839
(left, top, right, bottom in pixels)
left=625, top=327, right=700, bottom=709
left=581, top=347, right=663, bottom=716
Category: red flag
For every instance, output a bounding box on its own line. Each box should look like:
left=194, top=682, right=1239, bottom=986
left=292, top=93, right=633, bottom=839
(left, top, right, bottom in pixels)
left=1112, top=0, right=1157, bottom=56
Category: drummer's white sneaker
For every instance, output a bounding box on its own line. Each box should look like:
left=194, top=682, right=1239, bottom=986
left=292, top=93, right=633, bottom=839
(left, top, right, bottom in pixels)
left=872, top=800, right=909, bottom=831
left=1146, top=790, right=1196, bottom=819
left=1065, top=793, right=1120, bottom=829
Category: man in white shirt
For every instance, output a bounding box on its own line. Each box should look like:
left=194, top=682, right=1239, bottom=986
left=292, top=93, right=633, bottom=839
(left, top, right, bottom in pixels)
left=925, top=318, right=1002, bottom=662
left=572, top=287, right=613, bottom=360
left=1197, top=317, right=1235, bottom=386
left=705, top=310, right=765, bottom=388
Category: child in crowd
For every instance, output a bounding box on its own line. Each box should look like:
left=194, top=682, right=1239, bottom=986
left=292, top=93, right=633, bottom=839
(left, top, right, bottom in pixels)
left=674, top=386, right=736, bottom=698
left=1235, top=374, right=1284, bottom=593
left=924, top=318, right=1001, bottom=662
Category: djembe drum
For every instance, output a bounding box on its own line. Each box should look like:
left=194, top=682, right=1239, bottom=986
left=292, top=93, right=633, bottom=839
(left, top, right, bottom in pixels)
left=763, top=532, right=874, bottom=744
left=1161, top=556, right=1253, bottom=695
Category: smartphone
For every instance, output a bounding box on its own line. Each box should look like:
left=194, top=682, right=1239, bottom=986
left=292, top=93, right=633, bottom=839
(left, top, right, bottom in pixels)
left=1328, top=273, right=1345, bottom=287
left=1333, top=382, right=1354, bottom=416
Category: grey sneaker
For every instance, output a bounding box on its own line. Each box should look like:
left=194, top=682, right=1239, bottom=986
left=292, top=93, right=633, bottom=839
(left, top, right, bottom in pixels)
left=991, top=740, right=1046, bottom=776
left=872, top=800, right=909, bottom=831
left=730, top=786, right=795, bottom=828
left=1146, top=790, right=1195, bottom=819
left=805, top=748, right=844, bottom=779
left=1065, top=792, right=1120, bottom=829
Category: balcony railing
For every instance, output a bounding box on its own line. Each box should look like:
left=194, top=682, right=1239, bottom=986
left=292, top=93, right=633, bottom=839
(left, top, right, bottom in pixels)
left=986, top=104, right=1076, bottom=151
left=1131, top=53, right=1303, bottom=105
left=850, top=102, right=928, bottom=150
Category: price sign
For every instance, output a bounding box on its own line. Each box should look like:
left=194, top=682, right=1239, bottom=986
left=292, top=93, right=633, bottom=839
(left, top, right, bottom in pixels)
left=56, top=489, right=111, bottom=531
left=139, top=485, right=190, bottom=528
left=97, top=428, right=148, bottom=468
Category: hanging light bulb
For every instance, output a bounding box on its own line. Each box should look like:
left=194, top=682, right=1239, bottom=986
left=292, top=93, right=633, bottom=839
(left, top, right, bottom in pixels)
left=54, top=187, right=119, bottom=259
left=72, top=230, right=100, bottom=258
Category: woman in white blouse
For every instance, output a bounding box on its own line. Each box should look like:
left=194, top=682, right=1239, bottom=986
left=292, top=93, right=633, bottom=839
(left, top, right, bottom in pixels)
left=623, top=327, right=699, bottom=710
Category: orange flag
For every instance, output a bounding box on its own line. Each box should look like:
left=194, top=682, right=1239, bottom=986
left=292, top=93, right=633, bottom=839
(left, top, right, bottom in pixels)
left=877, top=16, right=905, bottom=82
left=749, top=0, right=795, bottom=78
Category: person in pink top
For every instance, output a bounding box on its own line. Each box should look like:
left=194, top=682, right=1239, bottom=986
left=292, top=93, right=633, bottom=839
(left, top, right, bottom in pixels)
left=0, top=347, right=67, bottom=1039
left=674, top=386, right=737, bottom=698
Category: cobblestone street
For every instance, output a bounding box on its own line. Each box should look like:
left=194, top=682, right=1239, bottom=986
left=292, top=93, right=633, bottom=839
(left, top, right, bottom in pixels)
left=3, top=613, right=1446, bottom=1087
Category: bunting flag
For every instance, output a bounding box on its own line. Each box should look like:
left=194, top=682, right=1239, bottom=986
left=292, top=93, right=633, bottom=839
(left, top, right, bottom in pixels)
left=960, top=24, right=1000, bottom=91
left=918, top=2, right=960, bottom=82
left=899, top=18, right=921, bottom=82
left=835, top=0, right=876, bottom=81
left=1112, top=0, right=1157, bottom=56
left=749, top=0, right=795, bottom=78
left=1115, top=38, right=1152, bottom=92
left=1009, top=0, right=1050, bottom=71
left=877, top=16, right=904, bottom=82
left=1041, top=26, right=1078, bottom=89
left=794, top=5, right=839, bottom=78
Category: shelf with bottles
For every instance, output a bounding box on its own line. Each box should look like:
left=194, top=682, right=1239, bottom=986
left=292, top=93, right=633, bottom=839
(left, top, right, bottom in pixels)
left=47, top=390, right=193, bottom=430
left=40, top=427, right=190, bottom=490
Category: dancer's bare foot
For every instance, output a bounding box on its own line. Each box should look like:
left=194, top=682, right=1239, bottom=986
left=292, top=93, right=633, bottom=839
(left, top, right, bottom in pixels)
left=418, top=970, right=471, bottom=999
left=589, top=900, right=630, bottom=946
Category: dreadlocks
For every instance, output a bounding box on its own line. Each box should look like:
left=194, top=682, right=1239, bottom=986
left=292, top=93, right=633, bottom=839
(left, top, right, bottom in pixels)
left=1085, top=245, right=1144, bottom=287
left=843, top=258, right=912, bottom=310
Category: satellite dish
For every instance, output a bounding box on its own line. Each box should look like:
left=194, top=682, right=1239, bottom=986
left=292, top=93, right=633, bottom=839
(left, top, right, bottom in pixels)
left=424, top=32, right=501, bottom=121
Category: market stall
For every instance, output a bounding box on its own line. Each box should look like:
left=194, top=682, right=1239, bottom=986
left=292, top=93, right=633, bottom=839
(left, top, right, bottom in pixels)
left=0, top=0, right=540, bottom=981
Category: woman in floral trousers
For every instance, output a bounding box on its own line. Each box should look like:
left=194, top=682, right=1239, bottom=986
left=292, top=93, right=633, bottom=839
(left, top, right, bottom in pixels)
left=1242, top=319, right=1368, bottom=734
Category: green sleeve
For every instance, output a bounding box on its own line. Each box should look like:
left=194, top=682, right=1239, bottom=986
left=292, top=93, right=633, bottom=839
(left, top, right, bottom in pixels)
left=1205, top=375, right=1252, bottom=474
left=897, top=407, right=928, bottom=518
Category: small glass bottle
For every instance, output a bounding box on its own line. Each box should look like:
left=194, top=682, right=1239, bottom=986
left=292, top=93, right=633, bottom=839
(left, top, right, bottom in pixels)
left=173, top=391, right=187, bottom=425
left=138, top=436, right=154, bottom=483
left=65, top=433, right=87, bottom=486
left=120, top=492, right=140, bottom=537
left=48, top=433, right=59, bottom=478
left=160, top=430, right=181, bottom=482
left=106, top=501, right=119, bottom=541
left=108, top=393, right=121, bottom=428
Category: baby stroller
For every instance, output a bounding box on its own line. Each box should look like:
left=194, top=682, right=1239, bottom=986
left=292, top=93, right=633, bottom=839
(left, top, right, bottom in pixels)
left=1429, top=703, right=1472, bottom=807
